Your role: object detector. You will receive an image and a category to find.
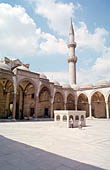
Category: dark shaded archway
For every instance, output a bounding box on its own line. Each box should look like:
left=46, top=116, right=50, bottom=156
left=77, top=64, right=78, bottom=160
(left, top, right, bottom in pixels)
left=0, top=78, right=14, bottom=118
left=53, top=92, right=64, bottom=111
left=77, top=93, right=89, bottom=117
left=66, top=94, right=75, bottom=110
left=17, top=80, right=35, bottom=119
left=38, top=87, right=51, bottom=118
left=91, top=91, right=106, bottom=118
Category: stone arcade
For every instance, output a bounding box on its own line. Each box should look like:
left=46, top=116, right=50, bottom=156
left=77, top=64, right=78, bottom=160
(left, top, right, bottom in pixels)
left=0, top=19, right=110, bottom=120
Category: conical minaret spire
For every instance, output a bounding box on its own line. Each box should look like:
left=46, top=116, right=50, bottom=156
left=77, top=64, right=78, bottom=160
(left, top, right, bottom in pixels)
left=68, top=18, right=77, bottom=85
left=69, top=17, right=74, bottom=35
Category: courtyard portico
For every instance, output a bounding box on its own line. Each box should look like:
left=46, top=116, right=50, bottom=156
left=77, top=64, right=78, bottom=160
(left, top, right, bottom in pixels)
left=0, top=19, right=110, bottom=120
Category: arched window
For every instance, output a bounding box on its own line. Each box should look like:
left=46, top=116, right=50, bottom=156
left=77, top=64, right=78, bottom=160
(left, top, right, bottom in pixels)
left=63, top=115, right=67, bottom=122
left=56, top=115, right=60, bottom=121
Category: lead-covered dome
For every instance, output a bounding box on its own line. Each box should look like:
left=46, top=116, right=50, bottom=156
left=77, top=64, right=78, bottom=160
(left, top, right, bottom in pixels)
left=13, top=65, right=30, bottom=74
left=40, top=73, right=47, bottom=79
left=16, top=65, right=29, bottom=71
left=53, top=80, right=60, bottom=86
left=94, top=80, right=108, bottom=87
left=62, top=84, right=71, bottom=88
left=80, top=83, right=94, bottom=89
left=71, top=84, right=79, bottom=90
left=0, top=62, right=11, bottom=71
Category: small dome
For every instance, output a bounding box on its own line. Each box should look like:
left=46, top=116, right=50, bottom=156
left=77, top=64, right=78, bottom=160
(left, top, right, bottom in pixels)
left=0, top=62, right=11, bottom=71
left=62, top=84, right=71, bottom=88
left=13, top=65, right=29, bottom=74
left=40, top=73, right=47, bottom=79
left=17, top=65, right=29, bottom=71
left=71, top=84, right=79, bottom=90
left=80, top=83, right=93, bottom=88
left=94, top=80, right=108, bottom=87
left=53, top=80, right=60, bottom=86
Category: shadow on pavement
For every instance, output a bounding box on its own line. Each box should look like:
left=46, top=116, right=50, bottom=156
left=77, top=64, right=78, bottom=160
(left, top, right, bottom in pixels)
left=0, top=135, right=106, bottom=170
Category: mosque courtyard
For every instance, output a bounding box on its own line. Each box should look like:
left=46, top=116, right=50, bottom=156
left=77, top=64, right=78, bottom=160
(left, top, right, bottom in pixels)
left=0, top=119, right=110, bottom=170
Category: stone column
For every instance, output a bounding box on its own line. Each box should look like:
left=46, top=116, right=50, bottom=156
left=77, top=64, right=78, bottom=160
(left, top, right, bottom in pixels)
left=12, top=93, right=16, bottom=120
left=19, top=89, right=22, bottom=119
left=106, top=102, right=109, bottom=119
left=34, top=95, right=38, bottom=119
left=50, top=103, right=54, bottom=118
left=64, top=103, right=66, bottom=110
left=67, top=115, right=69, bottom=128
left=89, top=103, right=92, bottom=118
left=75, top=99, right=77, bottom=110
left=5, top=93, right=10, bottom=117
left=12, top=76, right=17, bottom=120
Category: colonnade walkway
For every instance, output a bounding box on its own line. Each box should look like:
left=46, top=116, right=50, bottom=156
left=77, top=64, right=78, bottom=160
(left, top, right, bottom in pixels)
left=0, top=119, right=110, bottom=170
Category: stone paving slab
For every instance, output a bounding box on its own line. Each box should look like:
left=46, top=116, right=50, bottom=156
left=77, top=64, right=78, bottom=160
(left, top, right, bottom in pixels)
left=0, top=119, right=110, bottom=170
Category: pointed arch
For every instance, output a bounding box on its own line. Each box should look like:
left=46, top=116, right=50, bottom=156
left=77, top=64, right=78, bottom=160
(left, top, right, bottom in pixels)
left=91, top=91, right=106, bottom=118
left=53, top=92, right=64, bottom=111
left=38, top=86, right=51, bottom=118
left=66, top=94, right=75, bottom=110
left=17, top=79, right=35, bottom=119
left=77, top=93, right=89, bottom=117
left=0, top=78, right=14, bottom=118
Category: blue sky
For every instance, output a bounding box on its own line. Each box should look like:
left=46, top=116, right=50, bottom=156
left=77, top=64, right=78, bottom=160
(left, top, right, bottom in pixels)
left=0, top=0, right=110, bottom=84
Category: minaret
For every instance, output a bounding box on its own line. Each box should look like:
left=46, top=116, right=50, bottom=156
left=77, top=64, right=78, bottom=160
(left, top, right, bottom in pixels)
left=68, top=18, right=77, bottom=85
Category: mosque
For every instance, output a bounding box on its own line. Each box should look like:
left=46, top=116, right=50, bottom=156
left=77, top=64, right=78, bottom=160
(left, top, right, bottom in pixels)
left=0, top=19, right=110, bottom=120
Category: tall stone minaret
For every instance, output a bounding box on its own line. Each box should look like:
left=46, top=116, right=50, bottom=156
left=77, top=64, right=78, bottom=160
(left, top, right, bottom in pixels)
left=68, top=18, right=77, bottom=85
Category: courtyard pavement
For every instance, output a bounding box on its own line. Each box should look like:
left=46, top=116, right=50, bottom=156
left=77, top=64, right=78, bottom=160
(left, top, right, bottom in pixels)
left=0, top=119, right=110, bottom=170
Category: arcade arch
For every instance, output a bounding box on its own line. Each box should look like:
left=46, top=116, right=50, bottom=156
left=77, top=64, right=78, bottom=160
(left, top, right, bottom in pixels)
left=17, top=80, right=35, bottom=119
left=66, top=94, right=75, bottom=110
left=53, top=92, right=64, bottom=111
left=108, top=94, right=110, bottom=118
left=91, top=91, right=106, bottom=118
left=77, top=93, right=89, bottom=117
left=0, top=78, right=14, bottom=118
left=38, top=87, right=51, bottom=118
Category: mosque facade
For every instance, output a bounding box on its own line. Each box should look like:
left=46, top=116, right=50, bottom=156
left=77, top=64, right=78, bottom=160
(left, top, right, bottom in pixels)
left=0, top=20, right=110, bottom=120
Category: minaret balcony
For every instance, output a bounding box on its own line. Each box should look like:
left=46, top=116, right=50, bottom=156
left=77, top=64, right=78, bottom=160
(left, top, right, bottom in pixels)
left=68, top=56, right=77, bottom=63
left=68, top=42, right=77, bottom=48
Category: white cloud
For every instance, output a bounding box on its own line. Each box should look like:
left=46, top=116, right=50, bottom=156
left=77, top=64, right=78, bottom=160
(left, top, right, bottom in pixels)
left=92, top=47, right=110, bottom=76
left=75, top=22, right=108, bottom=53
left=0, top=3, right=41, bottom=58
left=35, top=0, right=77, bottom=36
left=40, top=32, right=68, bottom=54
left=0, top=3, right=68, bottom=58
left=45, top=72, right=69, bottom=84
